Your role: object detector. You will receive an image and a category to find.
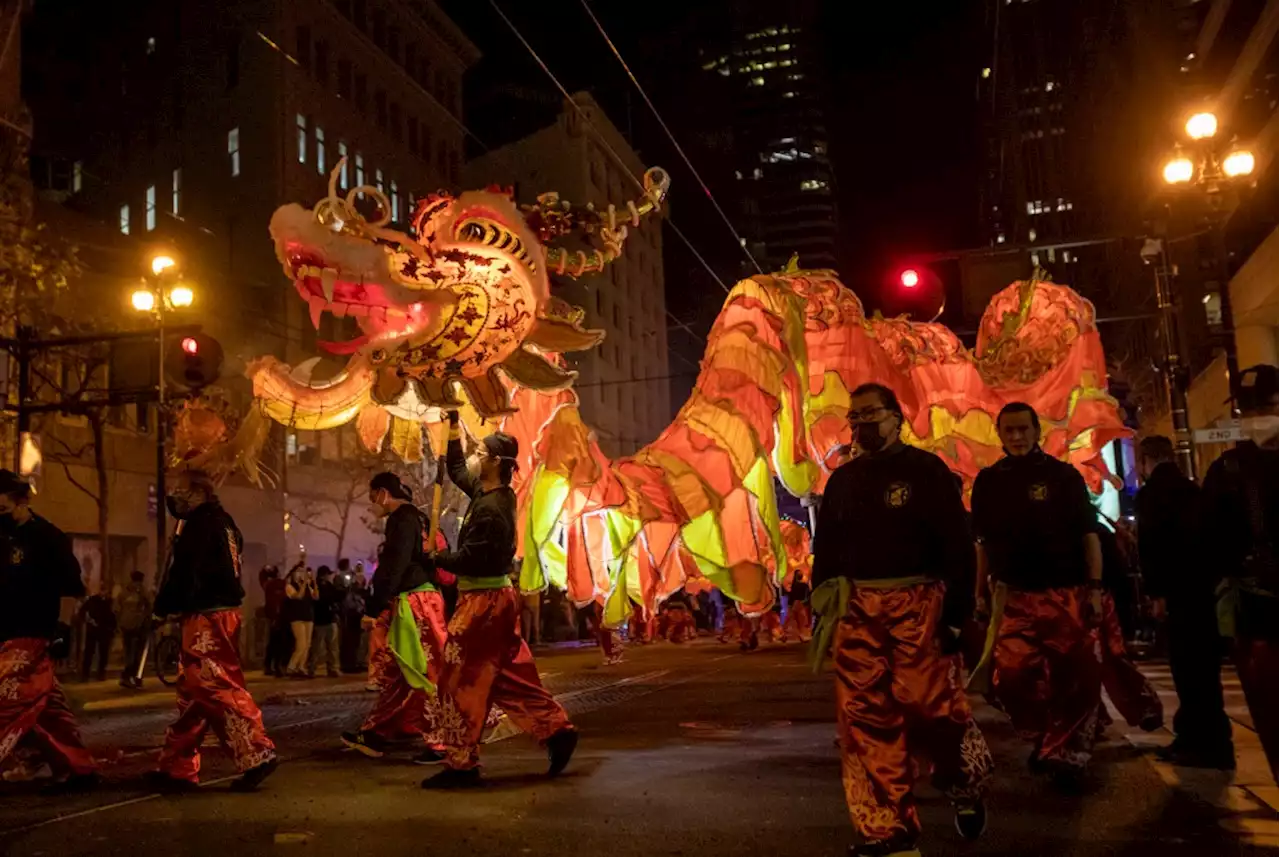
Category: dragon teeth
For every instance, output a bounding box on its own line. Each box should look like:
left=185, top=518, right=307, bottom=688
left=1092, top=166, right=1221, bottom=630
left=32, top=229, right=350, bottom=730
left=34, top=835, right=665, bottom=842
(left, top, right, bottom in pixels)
left=308, top=295, right=325, bottom=329
left=320, top=267, right=338, bottom=303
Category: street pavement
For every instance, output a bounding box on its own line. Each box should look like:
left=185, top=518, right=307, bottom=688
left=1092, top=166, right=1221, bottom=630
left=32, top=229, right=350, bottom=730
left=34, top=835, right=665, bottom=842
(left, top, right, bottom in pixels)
left=1, top=639, right=1275, bottom=856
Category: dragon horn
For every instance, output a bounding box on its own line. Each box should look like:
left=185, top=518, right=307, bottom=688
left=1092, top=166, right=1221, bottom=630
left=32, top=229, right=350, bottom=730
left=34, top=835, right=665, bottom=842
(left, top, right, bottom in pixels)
left=544, top=167, right=671, bottom=279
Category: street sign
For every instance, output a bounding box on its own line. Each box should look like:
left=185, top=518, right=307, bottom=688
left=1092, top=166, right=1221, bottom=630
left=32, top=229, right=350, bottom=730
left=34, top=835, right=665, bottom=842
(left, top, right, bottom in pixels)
left=147, top=483, right=157, bottom=521
left=1194, top=420, right=1245, bottom=444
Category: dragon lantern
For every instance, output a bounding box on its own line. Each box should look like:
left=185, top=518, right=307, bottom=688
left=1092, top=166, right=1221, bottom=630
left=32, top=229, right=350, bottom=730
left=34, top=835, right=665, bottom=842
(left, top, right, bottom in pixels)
left=248, top=159, right=670, bottom=457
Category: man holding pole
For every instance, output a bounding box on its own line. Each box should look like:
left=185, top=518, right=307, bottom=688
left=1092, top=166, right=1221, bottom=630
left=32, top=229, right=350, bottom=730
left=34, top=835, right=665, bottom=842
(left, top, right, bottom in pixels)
left=341, top=471, right=450, bottom=764
left=421, top=410, right=576, bottom=788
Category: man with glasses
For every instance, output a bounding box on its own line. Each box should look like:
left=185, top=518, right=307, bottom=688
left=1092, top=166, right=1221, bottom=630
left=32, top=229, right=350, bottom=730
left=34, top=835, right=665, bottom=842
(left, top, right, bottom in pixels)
left=971, top=402, right=1103, bottom=790
left=812, top=383, right=992, bottom=857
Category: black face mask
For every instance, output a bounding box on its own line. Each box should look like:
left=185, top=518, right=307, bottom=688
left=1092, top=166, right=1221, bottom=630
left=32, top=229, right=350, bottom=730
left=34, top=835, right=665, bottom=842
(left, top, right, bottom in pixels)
left=854, top=421, right=888, bottom=453
left=166, top=495, right=192, bottom=519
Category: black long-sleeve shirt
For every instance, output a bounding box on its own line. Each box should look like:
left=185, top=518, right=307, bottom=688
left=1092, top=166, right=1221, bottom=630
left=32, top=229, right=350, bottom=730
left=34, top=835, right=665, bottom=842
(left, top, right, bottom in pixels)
left=811, top=442, right=974, bottom=622
left=153, top=500, right=245, bottom=617
left=0, top=513, right=84, bottom=642
left=1135, top=461, right=1205, bottom=600
left=971, top=449, right=1095, bottom=591
left=1200, top=440, right=1278, bottom=593
left=365, top=504, right=433, bottom=618
left=437, top=435, right=517, bottom=579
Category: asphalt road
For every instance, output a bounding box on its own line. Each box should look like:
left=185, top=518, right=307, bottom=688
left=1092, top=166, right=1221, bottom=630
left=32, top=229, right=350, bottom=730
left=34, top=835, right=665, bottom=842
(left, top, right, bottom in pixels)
left=1, top=640, right=1275, bottom=856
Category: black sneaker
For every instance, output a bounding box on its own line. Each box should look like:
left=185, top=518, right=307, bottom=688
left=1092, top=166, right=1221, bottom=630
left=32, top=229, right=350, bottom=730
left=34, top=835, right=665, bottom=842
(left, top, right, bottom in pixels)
left=412, top=748, right=446, bottom=766
left=341, top=730, right=388, bottom=759
left=953, top=797, right=988, bottom=841
left=1157, top=742, right=1236, bottom=770
left=230, top=757, right=278, bottom=792
left=421, top=767, right=483, bottom=789
left=42, top=772, right=100, bottom=795
left=145, top=770, right=199, bottom=794
left=1138, top=712, right=1163, bottom=733
left=545, top=728, right=578, bottom=777
left=848, top=836, right=921, bottom=857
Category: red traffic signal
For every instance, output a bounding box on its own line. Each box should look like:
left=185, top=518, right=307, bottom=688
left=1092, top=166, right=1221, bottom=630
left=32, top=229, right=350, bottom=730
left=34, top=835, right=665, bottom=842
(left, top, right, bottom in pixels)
left=166, top=332, right=223, bottom=391
left=900, top=268, right=920, bottom=289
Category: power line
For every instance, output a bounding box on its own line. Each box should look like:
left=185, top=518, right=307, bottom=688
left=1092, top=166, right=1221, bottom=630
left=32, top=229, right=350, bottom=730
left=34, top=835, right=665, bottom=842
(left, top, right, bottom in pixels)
left=576, top=0, right=764, bottom=276
left=487, top=0, right=733, bottom=295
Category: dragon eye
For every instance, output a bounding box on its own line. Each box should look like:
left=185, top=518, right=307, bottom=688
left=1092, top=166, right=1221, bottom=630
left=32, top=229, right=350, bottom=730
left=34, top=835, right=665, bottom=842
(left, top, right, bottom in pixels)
left=370, top=349, right=387, bottom=363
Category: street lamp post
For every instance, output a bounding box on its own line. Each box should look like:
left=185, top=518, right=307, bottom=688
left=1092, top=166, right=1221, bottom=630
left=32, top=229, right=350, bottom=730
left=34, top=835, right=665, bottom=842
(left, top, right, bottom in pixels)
left=1161, top=110, right=1255, bottom=422
left=131, top=254, right=193, bottom=581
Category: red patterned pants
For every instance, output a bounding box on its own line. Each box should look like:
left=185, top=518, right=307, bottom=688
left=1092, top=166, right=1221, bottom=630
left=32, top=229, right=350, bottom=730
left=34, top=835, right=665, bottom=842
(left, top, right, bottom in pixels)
left=432, top=588, right=572, bottom=770
left=0, top=638, right=95, bottom=777
left=629, top=602, right=656, bottom=644
left=783, top=602, right=813, bottom=642
left=361, top=590, right=448, bottom=745
left=157, top=610, right=276, bottom=782
left=835, top=583, right=992, bottom=846
left=588, top=603, right=624, bottom=665
left=1098, top=593, right=1162, bottom=729
left=760, top=611, right=783, bottom=642
left=993, top=587, right=1102, bottom=770
left=1235, top=637, right=1278, bottom=780
left=658, top=605, right=696, bottom=643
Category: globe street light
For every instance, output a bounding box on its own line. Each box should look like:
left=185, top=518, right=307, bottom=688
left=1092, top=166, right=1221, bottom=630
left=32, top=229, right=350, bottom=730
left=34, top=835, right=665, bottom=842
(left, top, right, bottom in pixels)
left=1162, top=156, right=1194, bottom=184
left=1222, top=149, right=1256, bottom=178
left=131, top=288, right=157, bottom=312
left=169, top=285, right=195, bottom=308
left=151, top=254, right=177, bottom=276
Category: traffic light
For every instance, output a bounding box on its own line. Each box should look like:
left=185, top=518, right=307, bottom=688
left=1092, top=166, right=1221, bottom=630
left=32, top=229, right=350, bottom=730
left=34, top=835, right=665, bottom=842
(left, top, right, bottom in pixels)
left=166, top=331, right=223, bottom=391
left=899, top=268, right=920, bottom=289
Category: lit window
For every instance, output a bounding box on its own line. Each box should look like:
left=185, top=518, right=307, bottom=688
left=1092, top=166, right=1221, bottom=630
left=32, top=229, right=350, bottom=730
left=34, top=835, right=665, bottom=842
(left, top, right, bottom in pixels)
left=296, top=114, right=307, bottom=163
left=146, top=37, right=156, bottom=55
left=355, top=153, right=364, bottom=186
left=1047, top=247, right=1056, bottom=262
left=783, top=91, right=796, bottom=98
left=1031, top=252, right=1040, bottom=266
left=750, top=76, right=764, bottom=86
left=1026, top=202, right=1034, bottom=215
left=734, top=170, right=743, bottom=180
left=787, top=73, right=804, bottom=81
left=997, top=233, right=1006, bottom=244
left=1029, top=228, right=1037, bottom=242
left=338, top=142, right=348, bottom=187
left=1045, top=81, right=1055, bottom=92
left=316, top=126, right=326, bottom=174
left=375, top=168, right=384, bottom=192
left=780, top=137, right=796, bottom=145
left=1063, top=250, right=1073, bottom=263
left=718, top=67, right=730, bottom=77
left=228, top=127, right=241, bottom=176
left=72, top=161, right=82, bottom=193
left=778, top=43, right=791, bottom=51
left=145, top=185, right=156, bottom=231
left=800, top=179, right=827, bottom=191
left=119, top=204, right=130, bottom=235
left=391, top=180, right=399, bottom=220
left=172, top=168, right=181, bottom=215
left=981, top=67, right=991, bottom=78
left=752, top=167, right=763, bottom=179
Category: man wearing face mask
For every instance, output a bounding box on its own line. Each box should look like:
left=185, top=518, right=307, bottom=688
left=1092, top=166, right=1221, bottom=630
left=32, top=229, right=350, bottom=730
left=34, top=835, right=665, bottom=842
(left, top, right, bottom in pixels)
left=970, top=402, right=1103, bottom=790
left=810, top=384, right=992, bottom=857
left=1201, top=364, right=1278, bottom=781
left=0, top=470, right=98, bottom=792
left=341, top=472, right=450, bottom=764
left=421, top=410, right=576, bottom=789
left=150, top=469, right=277, bottom=792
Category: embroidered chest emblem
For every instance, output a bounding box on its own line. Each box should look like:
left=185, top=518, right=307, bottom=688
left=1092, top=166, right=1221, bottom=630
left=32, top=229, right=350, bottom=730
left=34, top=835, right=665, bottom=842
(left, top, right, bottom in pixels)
left=1028, top=482, right=1050, bottom=502
left=884, top=481, right=912, bottom=509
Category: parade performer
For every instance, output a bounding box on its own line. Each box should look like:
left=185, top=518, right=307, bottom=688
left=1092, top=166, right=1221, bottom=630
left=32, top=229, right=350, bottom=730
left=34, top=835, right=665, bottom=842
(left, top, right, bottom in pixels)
left=588, top=601, right=624, bottom=665
left=150, top=470, right=277, bottom=792
left=1135, top=436, right=1234, bottom=768
left=421, top=410, right=576, bottom=789
left=811, top=384, right=992, bottom=857
left=971, top=402, right=1103, bottom=789
left=0, top=470, right=98, bottom=792
left=658, top=590, right=698, bottom=644
left=1094, top=520, right=1162, bottom=736
left=1201, top=364, right=1278, bottom=781
left=342, top=472, right=450, bottom=763
left=629, top=600, right=656, bottom=644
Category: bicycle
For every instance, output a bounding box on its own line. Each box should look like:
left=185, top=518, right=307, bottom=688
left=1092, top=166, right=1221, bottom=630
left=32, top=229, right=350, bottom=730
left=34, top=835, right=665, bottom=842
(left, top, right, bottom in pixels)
left=132, top=618, right=183, bottom=687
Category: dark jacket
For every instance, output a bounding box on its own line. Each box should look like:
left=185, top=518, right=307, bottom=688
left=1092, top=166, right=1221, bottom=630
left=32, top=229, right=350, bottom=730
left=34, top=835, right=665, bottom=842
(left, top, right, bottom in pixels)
left=365, top=504, right=434, bottom=618
left=1135, top=461, right=1205, bottom=600
left=811, top=441, right=974, bottom=625
left=971, top=448, right=1095, bottom=591
left=153, top=499, right=245, bottom=617
left=435, top=436, right=517, bottom=579
left=0, top=513, right=84, bottom=642
left=1201, top=440, right=1278, bottom=592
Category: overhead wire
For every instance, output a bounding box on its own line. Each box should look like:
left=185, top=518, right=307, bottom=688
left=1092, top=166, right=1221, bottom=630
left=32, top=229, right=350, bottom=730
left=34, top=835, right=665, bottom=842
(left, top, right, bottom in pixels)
left=576, top=0, right=764, bottom=276
left=486, top=0, right=733, bottom=295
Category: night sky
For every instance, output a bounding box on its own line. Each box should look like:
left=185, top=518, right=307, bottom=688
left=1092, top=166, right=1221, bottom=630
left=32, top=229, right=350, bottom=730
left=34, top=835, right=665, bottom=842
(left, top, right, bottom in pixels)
left=443, top=0, right=986, bottom=321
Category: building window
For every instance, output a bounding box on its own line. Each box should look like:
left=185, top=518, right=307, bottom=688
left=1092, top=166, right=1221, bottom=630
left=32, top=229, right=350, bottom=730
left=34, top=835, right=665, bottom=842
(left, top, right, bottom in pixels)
left=316, top=127, right=326, bottom=174
left=172, top=168, right=181, bottom=215
left=226, top=35, right=240, bottom=89
left=296, top=25, right=311, bottom=72
left=375, top=168, right=384, bottom=192
left=374, top=90, right=387, bottom=128
left=799, top=179, right=827, bottom=191
left=391, top=180, right=399, bottom=221
left=228, top=127, right=240, bottom=176
left=421, top=124, right=433, bottom=162
left=72, top=161, right=83, bottom=193
left=354, top=73, right=367, bottom=112
left=408, top=119, right=419, bottom=153
left=337, top=58, right=351, bottom=99
left=146, top=36, right=156, bottom=55
left=338, top=142, right=349, bottom=187
left=296, top=114, right=307, bottom=164
left=145, top=185, right=156, bottom=231
left=355, top=153, right=364, bottom=186
left=315, top=40, right=330, bottom=86
left=390, top=102, right=401, bottom=140
left=119, top=204, right=130, bottom=235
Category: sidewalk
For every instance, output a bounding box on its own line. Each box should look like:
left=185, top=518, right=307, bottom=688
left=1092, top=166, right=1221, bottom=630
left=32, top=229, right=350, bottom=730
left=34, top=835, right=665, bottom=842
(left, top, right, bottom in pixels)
left=62, top=672, right=373, bottom=713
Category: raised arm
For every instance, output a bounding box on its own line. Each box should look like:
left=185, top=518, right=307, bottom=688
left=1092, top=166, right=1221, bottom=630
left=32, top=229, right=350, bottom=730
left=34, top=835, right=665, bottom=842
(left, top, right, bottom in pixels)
left=444, top=410, right=481, bottom=498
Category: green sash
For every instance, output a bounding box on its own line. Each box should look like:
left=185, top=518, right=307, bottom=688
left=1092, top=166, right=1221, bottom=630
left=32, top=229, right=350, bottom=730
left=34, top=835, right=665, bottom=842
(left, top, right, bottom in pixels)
left=966, top=582, right=1008, bottom=695
left=389, top=582, right=437, bottom=693
left=807, top=578, right=851, bottom=673
left=458, top=576, right=512, bottom=591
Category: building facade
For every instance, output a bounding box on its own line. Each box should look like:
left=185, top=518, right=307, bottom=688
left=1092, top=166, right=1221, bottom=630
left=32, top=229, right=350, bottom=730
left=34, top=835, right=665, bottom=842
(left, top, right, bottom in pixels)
left=464, top=93, right=671, bottom=458
left=20, top=0, right=479, bottom=598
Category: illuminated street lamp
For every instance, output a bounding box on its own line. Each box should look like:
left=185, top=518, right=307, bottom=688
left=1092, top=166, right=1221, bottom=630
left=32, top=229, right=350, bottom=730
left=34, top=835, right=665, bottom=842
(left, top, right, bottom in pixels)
left=130, top=288, right=157, bottom=312
left=1162, top=155, right=1194, bottom=185
left=1222, top=149, right=1256, bottom=178
left=1184, top=111, right=1218, bottom=140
